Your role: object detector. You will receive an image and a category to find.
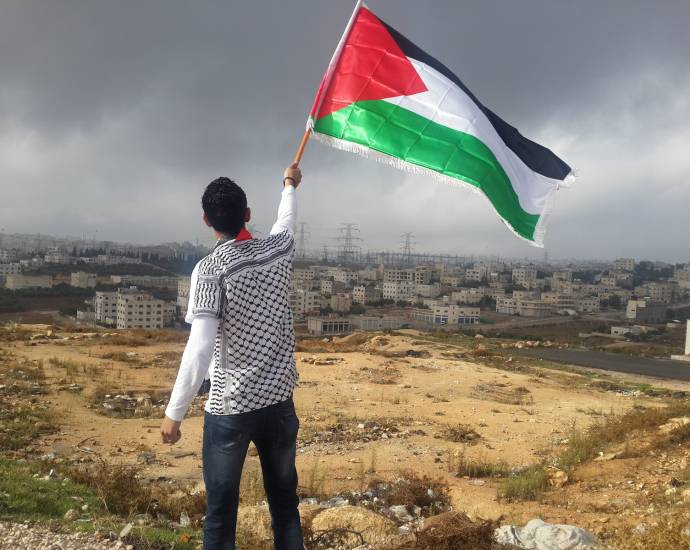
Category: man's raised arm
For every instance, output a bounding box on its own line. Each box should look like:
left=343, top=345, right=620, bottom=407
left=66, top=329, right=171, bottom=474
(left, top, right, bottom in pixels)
left=270, top=163, right=301, bottom=236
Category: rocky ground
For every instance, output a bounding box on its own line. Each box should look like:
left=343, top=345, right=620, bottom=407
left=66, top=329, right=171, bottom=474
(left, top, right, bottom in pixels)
left=3, top=323, right=690, bottom=548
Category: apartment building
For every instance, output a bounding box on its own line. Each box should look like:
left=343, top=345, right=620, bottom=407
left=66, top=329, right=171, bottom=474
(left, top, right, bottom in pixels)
left=5, top=275, right=52, bottom=290
left=626, top=299, right=666, bottom=323
left=94, top=291, right=118, bottom=324
left=383, top=269, right=414, bottom=283
left=513, top=289, right=541, bottom=301
left=464, top=269, right=485, bottom=282
left=0, top=249, right=18, bottom=261
left=45, top=250, right=71, bottom=264
left=71, top=272, right=97, bottom=288
left=289, top=279, right=321, bottom=292
left=177, top=277, right=191, bottom=310
left=496, top=297, right=517, bottom=315
left=553, top=269, right=573, bottom=282
left=451, top=287, right=487, bottom=304
left=116, top=291, right=174, bottom=330
left=440, top=275, right=463, bottom=287
left=673, top=267, right=690, bottom=282
left=320, top=280, right=345, bottom=295
left=635, top=282, right=675, bottom=303
left=0, top=263, right=21, bottom=284
left=512, top=266, right=538, bottom=285
left=574, top=296, right=600, bottom=313
left=352, top=285, right=383, bottom=304
left=331, top=293, right=352, bottom=312
left=288, top=290, right=325, bottom=316
left=541, top=292, right=577, bottom=313
left=614, top=258, right=635, bottom=272
left=383, top=281, right=416, bottom=301
left=292, top=268, right=315, bottom=280
left=415, top=283, right=441, bottom=299
left=333, top=270, right=359, bottom=285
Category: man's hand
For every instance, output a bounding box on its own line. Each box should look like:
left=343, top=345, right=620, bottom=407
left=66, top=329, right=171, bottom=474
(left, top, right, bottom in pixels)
left=160, top=415, right=182, bottom=445
left=284, top=162, right=302, bottom=188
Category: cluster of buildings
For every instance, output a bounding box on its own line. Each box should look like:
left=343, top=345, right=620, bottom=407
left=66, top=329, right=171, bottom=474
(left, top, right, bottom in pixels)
left=80, top=288, right=176, bottom=330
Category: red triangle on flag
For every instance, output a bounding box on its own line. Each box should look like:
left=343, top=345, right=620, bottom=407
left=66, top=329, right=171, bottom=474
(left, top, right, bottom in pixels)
left=313, top=7, right=427, bottom=120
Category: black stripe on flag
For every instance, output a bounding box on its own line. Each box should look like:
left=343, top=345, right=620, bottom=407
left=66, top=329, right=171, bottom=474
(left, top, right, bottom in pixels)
left=379, top=18, right=572, bottom=181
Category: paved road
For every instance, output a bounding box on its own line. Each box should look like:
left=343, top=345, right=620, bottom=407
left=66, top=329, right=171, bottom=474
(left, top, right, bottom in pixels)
left=509, top=348, right=690, bottom=382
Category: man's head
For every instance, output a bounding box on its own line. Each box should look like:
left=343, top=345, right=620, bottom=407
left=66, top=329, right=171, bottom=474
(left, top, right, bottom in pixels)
left=201, top=177, right=250, bottom=237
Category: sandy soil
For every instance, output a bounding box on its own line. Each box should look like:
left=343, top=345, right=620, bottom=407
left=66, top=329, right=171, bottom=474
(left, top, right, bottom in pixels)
left=5, top=324, right=690, bottom=537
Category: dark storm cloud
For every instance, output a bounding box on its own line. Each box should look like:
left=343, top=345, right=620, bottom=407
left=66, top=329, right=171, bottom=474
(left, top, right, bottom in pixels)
left=0, top=0, right=688, bottom=261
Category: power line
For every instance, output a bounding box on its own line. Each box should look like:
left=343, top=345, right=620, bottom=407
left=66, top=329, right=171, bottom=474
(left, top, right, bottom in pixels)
left=296, top=222, right=310, bottom=260
left=336, top=223, right=362, bottom=265
left=399, top=232, right=416, bottom=269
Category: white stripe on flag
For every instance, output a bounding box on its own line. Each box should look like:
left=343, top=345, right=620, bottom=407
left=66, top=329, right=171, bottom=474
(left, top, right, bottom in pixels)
left=383, top=59, right=565, bottom=216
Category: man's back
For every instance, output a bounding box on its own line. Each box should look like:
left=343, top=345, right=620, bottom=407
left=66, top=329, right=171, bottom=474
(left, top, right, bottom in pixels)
left=192, top=230, right=298, bottom=414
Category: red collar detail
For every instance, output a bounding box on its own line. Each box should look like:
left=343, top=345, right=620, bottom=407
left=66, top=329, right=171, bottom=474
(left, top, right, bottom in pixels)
left=235, top=228, right=254, bottom=242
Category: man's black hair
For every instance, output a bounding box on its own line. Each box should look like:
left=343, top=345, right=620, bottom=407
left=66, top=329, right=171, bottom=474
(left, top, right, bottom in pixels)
left=202, top=177, right=247, bottom=236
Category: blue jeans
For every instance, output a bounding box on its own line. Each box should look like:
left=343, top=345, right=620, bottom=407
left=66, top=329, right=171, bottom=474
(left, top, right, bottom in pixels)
left=202, top=398, right=303, bottom=550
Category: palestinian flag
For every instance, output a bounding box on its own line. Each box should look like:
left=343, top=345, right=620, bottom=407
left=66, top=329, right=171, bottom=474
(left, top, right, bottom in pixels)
left=307, top=2, right=574, bottom=247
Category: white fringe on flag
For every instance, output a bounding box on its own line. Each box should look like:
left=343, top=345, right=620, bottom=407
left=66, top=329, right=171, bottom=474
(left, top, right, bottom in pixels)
left=310, top=129, right=576, bottom=248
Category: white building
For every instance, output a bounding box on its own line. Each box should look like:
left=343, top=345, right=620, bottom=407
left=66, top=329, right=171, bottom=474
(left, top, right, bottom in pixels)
left=512, top=266, right=538, bottom=285
left=465, top=269, right=485, bottom=282
left=97, top=255, right=141, bottom=265
left=177, top=277, right=191, bottom=310
left=5, top=275, right=52, bottom=290
left=0, top=249, right=18, bottom=261
left=410, top=304, right=479, bottom=325
left=94, top=291, right=119, bottom=324
left=440, top=275, right=463, bottom=287
left=116, top=290, right=174, bottom=330
left=45, top=250, right=71, bottom=264
left=288, top=290, right=325, bottom=316
left=626, top=300, right=666, bottom=323
left=111, top=275, right=180, bottom=287
left=71, top=272, right=97, bottom=288
left=331, top=293, right=352, bottom=312
left=350, top=315, right=407, bottom=331
left=0, top=263, right=22, bottom=284
left=382, top=281, right=416, bottom=301
left=614, top=258, right=635, bottom=272
left=415, top=283, right=441, bottom=299
left=292, top=268, right=315, bottom=281
left=451, top=287, right=488, bottom=304
left=333, top=270, right=359, bottom=285
left=352, top=285, right=382, bottom=304
left=574, top=296, right=600, bottom=313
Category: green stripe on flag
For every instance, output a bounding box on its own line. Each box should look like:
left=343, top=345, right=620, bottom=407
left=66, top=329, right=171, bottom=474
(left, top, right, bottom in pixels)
left=314, top=100, right=541, bottom=241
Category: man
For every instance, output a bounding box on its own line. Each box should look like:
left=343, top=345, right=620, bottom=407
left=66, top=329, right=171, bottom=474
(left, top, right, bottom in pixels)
left=161, top=163, right=304, bottom=550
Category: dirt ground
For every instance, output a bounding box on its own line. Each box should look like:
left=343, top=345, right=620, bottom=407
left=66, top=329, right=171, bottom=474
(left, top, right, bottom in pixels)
left=4, top=323, right=690, bottom=539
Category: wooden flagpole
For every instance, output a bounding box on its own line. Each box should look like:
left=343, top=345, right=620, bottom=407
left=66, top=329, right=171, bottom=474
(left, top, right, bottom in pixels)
left=294, top=129, right=311, bottom=165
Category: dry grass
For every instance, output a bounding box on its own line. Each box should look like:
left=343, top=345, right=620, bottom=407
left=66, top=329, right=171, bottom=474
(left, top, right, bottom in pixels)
left=437, top=423, right=481, bottom=445
left=470, top=383, right=533, bottom=406
left=607, top=517, right=690, bottom=550
left=557, top=403, right=690, bottom=471
left=376, top=512, right=498, bottom=550
left=367, top=471, right=451, bottom=518
left=58, top=460, right=206, bottom=524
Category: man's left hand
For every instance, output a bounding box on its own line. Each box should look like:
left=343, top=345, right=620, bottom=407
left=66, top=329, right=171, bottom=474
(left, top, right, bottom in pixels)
left=160, top=416, right=182, bottom=445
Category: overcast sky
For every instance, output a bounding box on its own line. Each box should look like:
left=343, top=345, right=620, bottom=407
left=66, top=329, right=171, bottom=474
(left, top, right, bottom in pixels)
left=1, top=1, right=688, bottom=263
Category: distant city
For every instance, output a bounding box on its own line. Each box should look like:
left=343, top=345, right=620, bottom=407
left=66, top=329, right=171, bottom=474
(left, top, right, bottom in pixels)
left=1, top=232, right=688, bottom=354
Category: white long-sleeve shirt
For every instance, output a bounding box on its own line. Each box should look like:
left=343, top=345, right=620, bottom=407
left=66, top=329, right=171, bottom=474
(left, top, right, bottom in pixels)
left=165, top=185, right=297, bottom=422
